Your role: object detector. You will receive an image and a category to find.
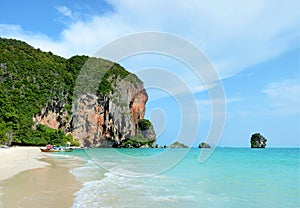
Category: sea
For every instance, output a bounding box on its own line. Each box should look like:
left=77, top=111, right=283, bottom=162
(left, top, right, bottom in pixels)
left=60, top=148, right=299, bottom=208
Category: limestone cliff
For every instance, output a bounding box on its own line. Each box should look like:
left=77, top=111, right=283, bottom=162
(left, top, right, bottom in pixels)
left=0, top=38, right=155, bottom=146
left=33, top=72, right=156, bottom=148
left=33, top=98, right=69, bottom=130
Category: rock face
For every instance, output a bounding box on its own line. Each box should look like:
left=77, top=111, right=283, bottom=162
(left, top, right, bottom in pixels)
left=33, top=98, right=69, bottom=130
left=198, top=142, right=211, bottom=148
left=33, top=75, right=156, bottom=148
left=250, top=133, right=267, bottom=148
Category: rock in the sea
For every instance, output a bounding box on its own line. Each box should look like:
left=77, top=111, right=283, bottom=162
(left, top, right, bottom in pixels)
left=250, top=133, right=267, bottom=148
left=198, top=142, right=211, bottom=148
left=169, top=141, right=189, bottom=148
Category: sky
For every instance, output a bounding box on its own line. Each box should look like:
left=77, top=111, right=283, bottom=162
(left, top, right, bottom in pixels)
left=0, top=0, right=299, bottom=147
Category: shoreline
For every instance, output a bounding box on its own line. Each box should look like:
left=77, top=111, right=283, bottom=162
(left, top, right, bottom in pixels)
left=0, top=147, right=82, bottom=208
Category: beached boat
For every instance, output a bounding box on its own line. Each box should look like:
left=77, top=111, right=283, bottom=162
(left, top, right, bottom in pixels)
left=39, top=147, right=73, bottom=153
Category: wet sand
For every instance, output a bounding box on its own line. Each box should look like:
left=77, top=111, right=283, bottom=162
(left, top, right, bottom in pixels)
left=0, top=155, right=82, bottom=208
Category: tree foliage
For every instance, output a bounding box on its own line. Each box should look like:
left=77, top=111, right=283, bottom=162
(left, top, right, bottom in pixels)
left=138, top=119, right=152, bottom=131
left=120, top=134, right=154, bottom=148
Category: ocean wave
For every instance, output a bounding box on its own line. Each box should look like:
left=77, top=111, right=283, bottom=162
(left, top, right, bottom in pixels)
left=70, top=159, right=106, bottom=182
left=72, top=171, right=195, bottom=208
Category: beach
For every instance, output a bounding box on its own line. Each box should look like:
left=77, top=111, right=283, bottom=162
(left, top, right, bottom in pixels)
left=0, top=147, right=81, bottom=208
left=0, top=147, right=47, bottom=182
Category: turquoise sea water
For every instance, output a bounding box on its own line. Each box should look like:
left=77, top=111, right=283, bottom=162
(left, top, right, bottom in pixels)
left=66, top=148, right=299, bottom=208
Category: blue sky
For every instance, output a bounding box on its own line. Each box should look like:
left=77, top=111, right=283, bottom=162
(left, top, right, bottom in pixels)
left=0, top=0, right=299, bottom=147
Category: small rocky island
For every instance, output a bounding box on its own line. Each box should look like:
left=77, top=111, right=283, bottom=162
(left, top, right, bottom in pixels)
left=198, top=142, right=211, bottom=148
left=169, top=141, right=189, bottom=148
left=250, top=133, right=267, bottom=148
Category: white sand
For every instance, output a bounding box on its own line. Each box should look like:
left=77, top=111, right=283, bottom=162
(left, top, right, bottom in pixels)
left=0, top=147, right=81, bottom=208
left=0, top=146, right=48, bottom=182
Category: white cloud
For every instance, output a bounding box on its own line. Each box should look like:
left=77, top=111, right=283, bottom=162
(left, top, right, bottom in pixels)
left=197, top=97, right=244, bottom=106
left=55, top=6, right=73, bottom=18
left=262, top=78, right=300, bottom=115
left=0, top=24, right=72, bottom=57
left=0, top=0, right=299, bottom=78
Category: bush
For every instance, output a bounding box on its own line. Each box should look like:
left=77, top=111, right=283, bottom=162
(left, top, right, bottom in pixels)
left=138, top=119, right=151, bottom=131
left=120, top=134, right=154, bottom=148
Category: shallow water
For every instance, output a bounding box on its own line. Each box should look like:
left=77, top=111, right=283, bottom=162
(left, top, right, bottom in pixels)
left=67, top=148, right=300, bottom=208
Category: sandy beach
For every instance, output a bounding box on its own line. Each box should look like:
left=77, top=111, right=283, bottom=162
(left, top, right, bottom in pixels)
left=0, top=147, right=81, bottom=208
left=0, top=147, right=48, bottom=182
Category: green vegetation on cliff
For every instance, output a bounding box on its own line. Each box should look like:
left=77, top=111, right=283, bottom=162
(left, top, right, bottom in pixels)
left=138, top=119, right=152, bottom=131
left=120, top=134, right=155, bottom=148
left=0, top=37, right=141, bottom=146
